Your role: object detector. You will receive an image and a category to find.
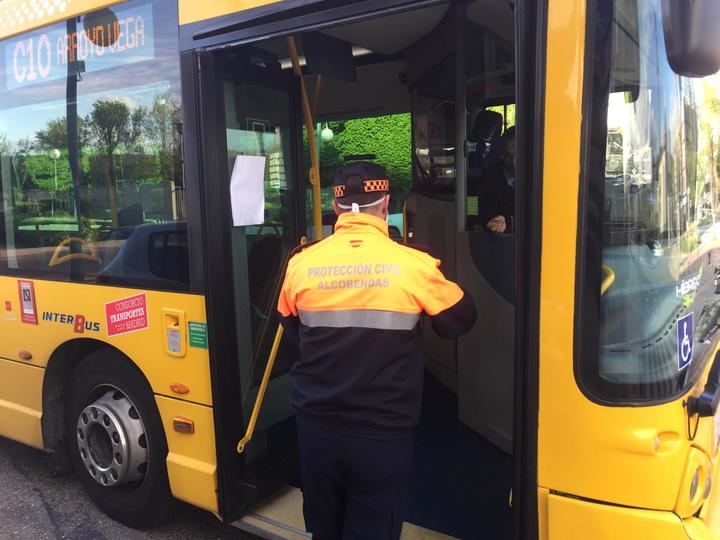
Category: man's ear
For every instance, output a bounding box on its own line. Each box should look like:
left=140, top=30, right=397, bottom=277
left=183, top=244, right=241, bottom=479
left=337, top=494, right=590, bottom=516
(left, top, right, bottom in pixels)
left=383, top=194, right=391, bottom=215
left=333, top=199, right=342, bottom=216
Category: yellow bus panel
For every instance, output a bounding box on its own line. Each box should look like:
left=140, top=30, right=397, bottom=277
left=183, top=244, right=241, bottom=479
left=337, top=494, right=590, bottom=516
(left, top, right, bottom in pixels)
left=0, top=0, right=126, bottom=41
left=178, top=0, right=283, bottom=26
left=539, top=0, right=720, bottom=522
left=699, top=454, right=720, bottom=538
left=0, top=277, right=213, bottom=407
left=538, top=488, right=550, bottom=540
left=0, top=357, right=43, bottom=448
left=156, top=395, right=218, bottom=514
left=547, top=494, right=694, bottom=540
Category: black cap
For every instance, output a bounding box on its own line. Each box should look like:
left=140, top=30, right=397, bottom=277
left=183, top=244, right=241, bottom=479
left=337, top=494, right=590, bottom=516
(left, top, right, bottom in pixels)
left=333, top=162, right=389, bottom=200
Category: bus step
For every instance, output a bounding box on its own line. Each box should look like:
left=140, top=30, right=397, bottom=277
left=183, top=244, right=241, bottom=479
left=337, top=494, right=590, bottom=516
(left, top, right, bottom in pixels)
left=231, top=486, right=458, bottom=539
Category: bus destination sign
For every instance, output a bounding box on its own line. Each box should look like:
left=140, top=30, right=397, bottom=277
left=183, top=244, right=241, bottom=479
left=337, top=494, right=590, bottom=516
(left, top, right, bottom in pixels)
left=3, top=3, right=155, bottom=91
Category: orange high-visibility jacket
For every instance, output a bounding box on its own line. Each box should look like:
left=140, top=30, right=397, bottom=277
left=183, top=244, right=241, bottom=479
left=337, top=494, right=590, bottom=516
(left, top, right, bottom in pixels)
left=278, top=212, right=476, bottom=437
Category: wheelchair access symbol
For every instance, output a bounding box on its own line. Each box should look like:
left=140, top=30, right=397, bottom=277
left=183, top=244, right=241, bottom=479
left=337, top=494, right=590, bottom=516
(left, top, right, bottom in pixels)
left=677, top=312, right=694, bottom=371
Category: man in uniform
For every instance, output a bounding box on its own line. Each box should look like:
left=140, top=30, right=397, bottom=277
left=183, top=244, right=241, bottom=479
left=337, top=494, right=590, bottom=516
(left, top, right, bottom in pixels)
left=277, top=162, right=477, bottom=539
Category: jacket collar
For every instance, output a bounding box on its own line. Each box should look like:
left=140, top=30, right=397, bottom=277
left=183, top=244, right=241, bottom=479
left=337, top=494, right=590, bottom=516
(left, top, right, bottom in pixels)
left=334, top=212, right=389, bottom=237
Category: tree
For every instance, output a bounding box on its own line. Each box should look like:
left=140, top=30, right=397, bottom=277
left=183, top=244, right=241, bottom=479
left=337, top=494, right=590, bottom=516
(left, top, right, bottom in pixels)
left=23, top=152, right=72, bottom=192
left=35, top=116, right=90, bottom=151
left=699, top=79, right=720, bottom=221
left=0, top=133, right=11, bottom=157
left=487, top=104, right=516, bottom=131
left=87, top=99, right=145, bottom=227
left=0, top=133, right=12, bottom=208
left=144, top=91, right=182, bottom=183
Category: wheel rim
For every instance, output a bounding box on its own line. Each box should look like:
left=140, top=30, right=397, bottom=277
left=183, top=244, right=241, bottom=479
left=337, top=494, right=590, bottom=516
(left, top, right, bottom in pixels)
left=76, top=387, right=149, bottom=488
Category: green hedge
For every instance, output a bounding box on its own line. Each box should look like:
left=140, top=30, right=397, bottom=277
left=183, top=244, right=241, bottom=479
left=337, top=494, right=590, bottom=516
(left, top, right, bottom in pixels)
left=307, top=113, right=412, bottom=209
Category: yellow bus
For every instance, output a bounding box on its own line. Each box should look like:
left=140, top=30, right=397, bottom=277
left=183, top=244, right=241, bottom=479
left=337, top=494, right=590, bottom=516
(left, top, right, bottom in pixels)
left=1, top=0, right=720, bottom=538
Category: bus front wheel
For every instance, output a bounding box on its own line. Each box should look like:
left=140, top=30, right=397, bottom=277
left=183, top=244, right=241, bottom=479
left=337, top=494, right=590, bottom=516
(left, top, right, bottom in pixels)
left=65, top=351, right=173, bottom=529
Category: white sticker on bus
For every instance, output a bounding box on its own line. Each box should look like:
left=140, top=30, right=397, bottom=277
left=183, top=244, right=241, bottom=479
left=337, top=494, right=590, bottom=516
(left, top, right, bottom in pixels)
left=17, top=280, right=38, bottom=325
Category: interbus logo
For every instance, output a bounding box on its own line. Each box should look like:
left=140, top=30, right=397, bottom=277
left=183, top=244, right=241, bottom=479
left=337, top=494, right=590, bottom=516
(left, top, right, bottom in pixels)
left=17, top=280, right=37, bottom=325
left=41, top=312, right=101, bottom=333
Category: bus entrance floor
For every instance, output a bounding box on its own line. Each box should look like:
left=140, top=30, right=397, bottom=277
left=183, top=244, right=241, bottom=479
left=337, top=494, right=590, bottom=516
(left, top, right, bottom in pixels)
left=407, top=371, right=513, bottom=539
left=268, top=372, right=513, bottom=539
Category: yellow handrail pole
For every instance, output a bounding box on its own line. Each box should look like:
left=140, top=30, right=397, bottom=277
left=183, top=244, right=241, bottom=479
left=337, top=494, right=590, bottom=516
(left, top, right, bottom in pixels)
left=237, top=325, right=284, bottom=453
left=243, top=247, right=293, bottom=406
left=237, top=240, right=303, bottom=452
left=288, top=36, right=323, bottom=241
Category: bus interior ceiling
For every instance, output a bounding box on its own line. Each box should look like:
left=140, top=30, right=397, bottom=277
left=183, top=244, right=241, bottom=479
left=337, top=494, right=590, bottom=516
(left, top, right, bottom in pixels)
left=230, top=2, right=516, bottom=537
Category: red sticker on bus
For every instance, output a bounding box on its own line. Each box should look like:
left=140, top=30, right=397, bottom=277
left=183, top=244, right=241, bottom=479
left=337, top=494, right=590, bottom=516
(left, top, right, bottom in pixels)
left=18, top=280, right=37, bottom=324
left=105, top=293, right=148, bottom=337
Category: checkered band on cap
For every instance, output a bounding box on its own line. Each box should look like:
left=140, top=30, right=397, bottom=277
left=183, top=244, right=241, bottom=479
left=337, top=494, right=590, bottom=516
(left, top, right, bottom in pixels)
left=333, top=161, right=390, bottom=198
left=334, top=179, right=388, bottom=198
left=363, top=179, right=389, bottom=192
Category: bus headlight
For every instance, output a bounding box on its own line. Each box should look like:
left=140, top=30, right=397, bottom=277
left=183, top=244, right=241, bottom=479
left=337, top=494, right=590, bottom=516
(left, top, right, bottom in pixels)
left=690, top=468, right=700, bottom=500
left=704, top=475, right=713, bottom=500
left=675, top=447, right=712, bottom=518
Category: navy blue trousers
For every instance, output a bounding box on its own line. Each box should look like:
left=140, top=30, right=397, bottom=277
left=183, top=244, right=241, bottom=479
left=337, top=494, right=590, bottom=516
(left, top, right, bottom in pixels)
left=296, top=417, right=414, bottom=540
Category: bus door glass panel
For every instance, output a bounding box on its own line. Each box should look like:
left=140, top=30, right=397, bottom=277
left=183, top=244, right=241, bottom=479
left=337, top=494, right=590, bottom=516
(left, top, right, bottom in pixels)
left=458, top=11, right=516, bottom=452
left=581, top=0, right=720, bottom=402
left=407, top=55, right=459, bottom=386
left=223, top=76, right=298, bottom=463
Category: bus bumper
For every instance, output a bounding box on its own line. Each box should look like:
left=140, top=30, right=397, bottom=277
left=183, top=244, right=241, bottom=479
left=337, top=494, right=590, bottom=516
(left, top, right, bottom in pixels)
left=546, top=492, right=713, bottom=540
left=155, top=395, right=218, bottom=514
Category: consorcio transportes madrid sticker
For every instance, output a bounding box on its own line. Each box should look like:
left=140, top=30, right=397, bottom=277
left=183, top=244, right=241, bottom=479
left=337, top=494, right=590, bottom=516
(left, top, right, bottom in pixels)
left=105, top=292, right=148, bottom=337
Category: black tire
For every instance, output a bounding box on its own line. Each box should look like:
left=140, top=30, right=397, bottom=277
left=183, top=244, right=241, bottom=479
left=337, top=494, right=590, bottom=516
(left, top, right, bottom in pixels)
left=65, top=349, right=174, bottom=529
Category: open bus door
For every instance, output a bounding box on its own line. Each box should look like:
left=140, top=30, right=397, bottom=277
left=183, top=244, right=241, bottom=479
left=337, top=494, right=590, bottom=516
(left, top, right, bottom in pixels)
left=193, top=47, right=307, bottom=526
left=187, top=1, right=545, bottom=538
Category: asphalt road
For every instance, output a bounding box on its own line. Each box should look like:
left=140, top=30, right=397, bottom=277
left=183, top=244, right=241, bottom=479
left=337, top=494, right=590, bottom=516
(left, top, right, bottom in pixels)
left=0, top=436, right=257, bottom=540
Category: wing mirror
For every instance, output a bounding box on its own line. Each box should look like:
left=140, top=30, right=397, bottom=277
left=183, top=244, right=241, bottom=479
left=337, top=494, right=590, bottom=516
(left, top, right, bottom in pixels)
left=662, top=0, right=720, bottom=77
left=688, top=350, right=720, bottom=417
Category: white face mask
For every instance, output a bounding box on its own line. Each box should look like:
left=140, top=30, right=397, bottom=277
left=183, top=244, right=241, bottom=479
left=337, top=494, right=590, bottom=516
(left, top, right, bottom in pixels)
left=337, top=195, right=387, bottom=215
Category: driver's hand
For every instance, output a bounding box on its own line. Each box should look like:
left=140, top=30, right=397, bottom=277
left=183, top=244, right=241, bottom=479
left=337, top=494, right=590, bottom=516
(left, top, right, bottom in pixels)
left=486, top=215, right=506, bottom=234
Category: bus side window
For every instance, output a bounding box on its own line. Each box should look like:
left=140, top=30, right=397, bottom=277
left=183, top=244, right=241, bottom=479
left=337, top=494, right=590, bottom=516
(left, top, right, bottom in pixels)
left=466, top=109, right=504, bottom=232
left=0, top=0, right=187, bottom=293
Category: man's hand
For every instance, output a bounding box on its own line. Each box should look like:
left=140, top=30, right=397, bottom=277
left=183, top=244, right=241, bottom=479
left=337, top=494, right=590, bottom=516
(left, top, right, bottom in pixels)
left=486, top=215, right=506, bottom=234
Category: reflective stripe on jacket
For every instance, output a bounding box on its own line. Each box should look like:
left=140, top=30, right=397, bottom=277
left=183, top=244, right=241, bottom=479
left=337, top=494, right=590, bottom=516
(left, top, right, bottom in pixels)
left=278, top=212, right=477, bottom=437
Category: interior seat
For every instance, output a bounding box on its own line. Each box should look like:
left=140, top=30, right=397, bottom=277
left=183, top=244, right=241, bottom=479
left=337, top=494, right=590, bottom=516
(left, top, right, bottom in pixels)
left=467, top=109, right=503, bottom=173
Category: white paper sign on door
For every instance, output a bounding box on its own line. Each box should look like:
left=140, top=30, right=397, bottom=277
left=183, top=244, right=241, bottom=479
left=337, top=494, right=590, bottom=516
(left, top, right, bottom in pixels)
left=229, top=155, right=266, bottom=227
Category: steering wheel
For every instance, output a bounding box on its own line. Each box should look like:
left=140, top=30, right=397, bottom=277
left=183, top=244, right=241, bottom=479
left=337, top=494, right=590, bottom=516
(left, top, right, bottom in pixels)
left=256, top=223, right=281, bottom=238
